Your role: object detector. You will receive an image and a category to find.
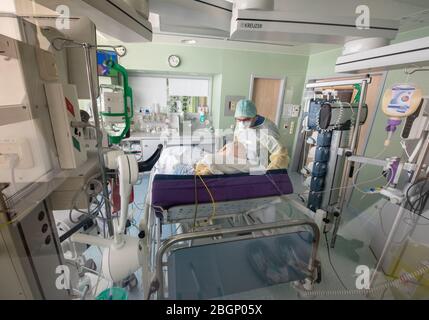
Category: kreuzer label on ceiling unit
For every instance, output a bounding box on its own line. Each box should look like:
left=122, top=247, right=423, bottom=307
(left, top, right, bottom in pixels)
left=242, top=22, right=263, bottom=29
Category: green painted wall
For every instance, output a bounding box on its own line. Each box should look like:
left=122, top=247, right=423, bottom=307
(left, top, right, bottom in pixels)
left=102, top=26, right=429, bottom=210
left=306, top=47, right=343, bottom=80
left=305, top=26, right=429, bottom=211
left=110, top=42, right=308, bottom=154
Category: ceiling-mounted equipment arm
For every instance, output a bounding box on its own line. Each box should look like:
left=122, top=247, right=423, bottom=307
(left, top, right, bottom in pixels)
left=336, top=37, right=429, bottom=74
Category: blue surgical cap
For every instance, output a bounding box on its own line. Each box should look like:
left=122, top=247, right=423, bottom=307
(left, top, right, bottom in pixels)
left=235, top=100, right=257, bottom=119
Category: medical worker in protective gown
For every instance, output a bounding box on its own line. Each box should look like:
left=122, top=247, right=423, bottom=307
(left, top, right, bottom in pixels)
left=232, top=99, right=290, bottom=170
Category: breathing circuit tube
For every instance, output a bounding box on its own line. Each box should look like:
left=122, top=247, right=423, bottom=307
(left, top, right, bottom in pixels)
left=298, top=262, right=429, bottom=297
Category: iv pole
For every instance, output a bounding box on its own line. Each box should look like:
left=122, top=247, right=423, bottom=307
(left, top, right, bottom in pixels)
left=330, top=77, right=371, bottom=247
left=369, top=130, right=429, bottom=287
left=304, top=76, right=372, bottom=248
left=369, top=84, right=429, bottom=288
left=52, top=38, right=128, bottom=237
left=82, top=43, right=114, bottom=237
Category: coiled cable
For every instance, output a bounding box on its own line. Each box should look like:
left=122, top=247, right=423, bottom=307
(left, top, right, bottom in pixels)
left=298, top=262, right=429, bottom=297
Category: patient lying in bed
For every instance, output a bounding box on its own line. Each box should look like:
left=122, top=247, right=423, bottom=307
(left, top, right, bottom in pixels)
left=155, top=141, right=288, bottom=175
left=195, top=141, right=250, bottom=175
left=154, top=142, right=255, bottom=176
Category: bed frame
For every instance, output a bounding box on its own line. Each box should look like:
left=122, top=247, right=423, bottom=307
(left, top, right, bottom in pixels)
left=139, top=170, right=321, bottom=299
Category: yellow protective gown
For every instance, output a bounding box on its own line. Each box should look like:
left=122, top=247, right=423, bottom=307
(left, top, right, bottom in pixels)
left=234, top=116, right=289, bottom=170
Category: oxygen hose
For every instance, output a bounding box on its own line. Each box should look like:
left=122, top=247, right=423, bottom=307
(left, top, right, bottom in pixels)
left=298, top=262, right=429, bottom=297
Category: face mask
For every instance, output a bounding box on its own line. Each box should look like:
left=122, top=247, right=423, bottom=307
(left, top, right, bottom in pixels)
left=237, top=121, right=252, bottom=130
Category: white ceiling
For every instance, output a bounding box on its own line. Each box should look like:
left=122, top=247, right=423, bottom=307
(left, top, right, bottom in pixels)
left=149, top=32, right=340, bottom=55
left=147, top=0, right=429, bottom=55
left=7, top=0, right=429, bottom=56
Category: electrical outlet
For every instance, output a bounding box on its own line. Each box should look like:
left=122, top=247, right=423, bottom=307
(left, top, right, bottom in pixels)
left=284, top=104, right=301, bottom=118
left=0, top=137, right=33, bottom=169
left=292, top=105, right=301, bottom=117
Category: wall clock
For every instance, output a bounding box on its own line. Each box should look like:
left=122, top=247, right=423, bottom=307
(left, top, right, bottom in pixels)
left=168, top=55, right=181, bottom=68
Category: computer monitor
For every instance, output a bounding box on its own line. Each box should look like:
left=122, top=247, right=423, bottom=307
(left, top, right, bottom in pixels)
left=97, top=50, right=118, bottom=77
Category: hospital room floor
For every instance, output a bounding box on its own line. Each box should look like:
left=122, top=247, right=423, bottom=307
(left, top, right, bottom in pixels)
left=85, top=172, right=394, bottom=300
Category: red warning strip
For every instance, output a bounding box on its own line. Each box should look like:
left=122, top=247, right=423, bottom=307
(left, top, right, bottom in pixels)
left=65, top=98, right=75, bottom=117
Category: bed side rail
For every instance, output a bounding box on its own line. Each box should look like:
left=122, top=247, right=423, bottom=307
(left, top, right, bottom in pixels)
left=151, top=219, right=320, bottom=299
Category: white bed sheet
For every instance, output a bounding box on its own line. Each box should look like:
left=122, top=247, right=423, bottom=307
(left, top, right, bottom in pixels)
left=154, top=145, right=257, bottom=175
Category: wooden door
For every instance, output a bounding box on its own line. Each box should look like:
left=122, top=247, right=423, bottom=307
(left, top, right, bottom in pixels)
left=251, top=78, right=283, bottom=123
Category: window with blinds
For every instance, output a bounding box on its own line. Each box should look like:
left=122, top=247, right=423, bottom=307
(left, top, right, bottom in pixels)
left=128, top=75, right=211, bottom=114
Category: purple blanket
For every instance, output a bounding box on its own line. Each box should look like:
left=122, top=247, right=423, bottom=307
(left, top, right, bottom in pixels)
left=151, top=169, right=293, bottom=210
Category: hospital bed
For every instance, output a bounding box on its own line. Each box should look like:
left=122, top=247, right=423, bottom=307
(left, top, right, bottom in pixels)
left=140, top=167, right=321, bottom=299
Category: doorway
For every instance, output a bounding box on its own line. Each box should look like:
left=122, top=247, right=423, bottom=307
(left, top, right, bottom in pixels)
left=249, top=75, right=286, bottom=126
